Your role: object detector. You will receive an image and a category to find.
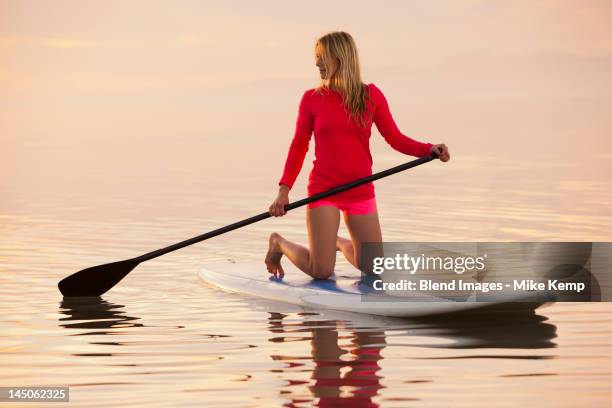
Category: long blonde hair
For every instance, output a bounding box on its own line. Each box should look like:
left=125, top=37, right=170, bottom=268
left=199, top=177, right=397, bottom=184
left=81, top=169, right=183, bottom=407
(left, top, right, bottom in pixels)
left=315, top=31, right=371, bottom=128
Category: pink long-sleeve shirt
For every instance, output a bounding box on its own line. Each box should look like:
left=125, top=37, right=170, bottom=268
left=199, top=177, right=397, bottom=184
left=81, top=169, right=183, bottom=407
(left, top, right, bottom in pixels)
left=279, top=83, right=433, bottom=203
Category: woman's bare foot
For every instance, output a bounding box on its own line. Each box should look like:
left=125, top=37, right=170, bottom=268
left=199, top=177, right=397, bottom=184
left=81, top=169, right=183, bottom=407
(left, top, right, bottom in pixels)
left=265, top=232, right=285, bottom=277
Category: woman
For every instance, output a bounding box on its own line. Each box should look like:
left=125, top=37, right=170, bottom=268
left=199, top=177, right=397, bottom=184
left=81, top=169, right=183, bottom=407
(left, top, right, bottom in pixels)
left=266, top=31, right=450, bottom=279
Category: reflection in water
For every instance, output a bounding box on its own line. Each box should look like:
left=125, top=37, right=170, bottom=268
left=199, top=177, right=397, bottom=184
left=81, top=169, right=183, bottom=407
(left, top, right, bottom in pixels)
left=59, top=297, right=143, bottom=333
left=268, top=310, right=556, bottom=407
left=412, top=311, right=557, bottom=349
left=269, top=312, right=386, bottom=407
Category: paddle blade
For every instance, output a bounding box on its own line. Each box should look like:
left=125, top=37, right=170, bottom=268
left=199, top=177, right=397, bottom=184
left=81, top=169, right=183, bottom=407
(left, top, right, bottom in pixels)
left=58, top=259, right=140, bottom=297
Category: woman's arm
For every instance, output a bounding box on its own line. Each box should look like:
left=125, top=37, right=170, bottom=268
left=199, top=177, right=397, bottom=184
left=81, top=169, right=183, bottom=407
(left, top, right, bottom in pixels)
left=371, top=84, right=433, bottom=158
left=278, top=90, right=314, bottom=189
left=269, top=184, right=290, bottom=217
left=271, top=91, right=313, bottom=217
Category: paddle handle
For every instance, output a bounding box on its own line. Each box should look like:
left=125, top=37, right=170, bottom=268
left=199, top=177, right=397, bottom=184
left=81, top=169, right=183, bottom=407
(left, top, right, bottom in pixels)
left=136, top=154, right=437, bottom=262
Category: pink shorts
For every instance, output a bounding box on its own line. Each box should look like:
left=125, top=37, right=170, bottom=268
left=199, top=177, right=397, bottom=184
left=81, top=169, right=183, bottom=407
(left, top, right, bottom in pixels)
left=307, top=197, right=377, bottom=215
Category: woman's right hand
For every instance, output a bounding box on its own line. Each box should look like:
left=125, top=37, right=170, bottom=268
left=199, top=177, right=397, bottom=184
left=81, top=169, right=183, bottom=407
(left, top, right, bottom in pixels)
left=269, top=186, right=290, bottom=217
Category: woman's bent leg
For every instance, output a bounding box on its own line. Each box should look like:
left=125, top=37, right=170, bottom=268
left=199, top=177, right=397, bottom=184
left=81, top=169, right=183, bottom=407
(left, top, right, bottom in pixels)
left=336, top=236, right=357, bottom=268
left=265, top=205, right=340, bottom=279
left=306, top=206, right=340, bottom=279
left=343, top=211, right=383, bottom=270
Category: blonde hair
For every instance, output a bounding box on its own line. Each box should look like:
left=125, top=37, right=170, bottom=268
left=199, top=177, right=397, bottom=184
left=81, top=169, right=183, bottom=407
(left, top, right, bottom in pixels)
left=314, top=31, right=371, bottom=128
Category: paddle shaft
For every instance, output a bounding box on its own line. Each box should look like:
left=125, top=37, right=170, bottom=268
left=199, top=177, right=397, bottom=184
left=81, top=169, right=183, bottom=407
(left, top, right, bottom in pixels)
left=136, top=154, right=437, bottom=262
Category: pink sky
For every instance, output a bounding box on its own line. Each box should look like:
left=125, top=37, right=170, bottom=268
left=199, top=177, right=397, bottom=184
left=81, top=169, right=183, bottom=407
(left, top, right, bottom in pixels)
left=1, top=1, right=611, bottom=216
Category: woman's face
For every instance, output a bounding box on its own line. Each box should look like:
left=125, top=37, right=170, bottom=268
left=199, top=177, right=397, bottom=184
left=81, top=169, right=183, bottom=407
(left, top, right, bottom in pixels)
left=315, top=52, right=338, bottom=80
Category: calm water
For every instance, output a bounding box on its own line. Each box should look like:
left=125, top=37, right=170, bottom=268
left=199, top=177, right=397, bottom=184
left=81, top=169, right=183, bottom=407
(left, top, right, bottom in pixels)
left=2, top=153, right=612, bottom=407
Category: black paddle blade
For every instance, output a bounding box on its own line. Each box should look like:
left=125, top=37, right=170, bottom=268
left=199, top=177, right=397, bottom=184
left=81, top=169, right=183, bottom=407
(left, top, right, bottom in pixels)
left=58, top=259, right=140, bottom=297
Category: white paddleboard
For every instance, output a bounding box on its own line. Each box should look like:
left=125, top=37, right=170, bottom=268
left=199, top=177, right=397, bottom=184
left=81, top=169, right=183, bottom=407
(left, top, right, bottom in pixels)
left=198, top=260, right=553, bottom=318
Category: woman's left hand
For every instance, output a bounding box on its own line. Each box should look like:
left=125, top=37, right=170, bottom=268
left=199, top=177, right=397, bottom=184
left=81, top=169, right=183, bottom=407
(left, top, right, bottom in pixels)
left=431, top=144, right=450, bottom=162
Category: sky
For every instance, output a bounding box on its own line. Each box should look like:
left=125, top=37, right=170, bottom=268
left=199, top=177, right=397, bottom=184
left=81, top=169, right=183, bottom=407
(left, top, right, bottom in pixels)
left=2, top=0, right=612, bottom=91
left=1, top=0, right=611, bottom=210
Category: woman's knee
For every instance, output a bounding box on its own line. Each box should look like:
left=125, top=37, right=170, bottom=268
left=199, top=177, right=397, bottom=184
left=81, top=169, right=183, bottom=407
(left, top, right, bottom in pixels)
left=309, top=262, right=335, bottom=279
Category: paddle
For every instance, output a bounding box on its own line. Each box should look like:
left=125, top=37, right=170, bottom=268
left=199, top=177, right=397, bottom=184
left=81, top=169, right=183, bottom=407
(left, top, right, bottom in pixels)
left=58, top=154, right=438, bottom=297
